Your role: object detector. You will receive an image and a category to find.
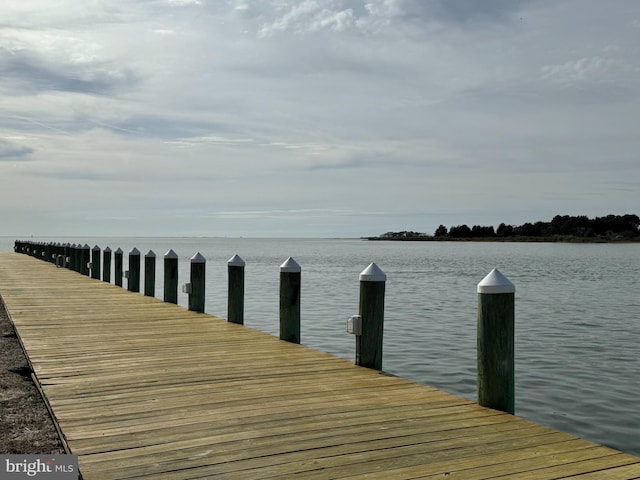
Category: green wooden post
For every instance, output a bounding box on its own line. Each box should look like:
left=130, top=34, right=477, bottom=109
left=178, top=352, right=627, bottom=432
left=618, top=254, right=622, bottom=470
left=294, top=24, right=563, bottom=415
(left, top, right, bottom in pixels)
left=188, top=252, right=206, bottom=313
left=227, top=254, right=245, bottom=325
left=69, top=244, right=76, bottom=271
left=114, top=248, right=123, bottom=287
left=477, top=268, right=515, bottom=414
left=279, top=257, right=301, bottom=344
left=103, top=247, right=112, bottom=283
left=81, top=244, right=91, bottom=276
left=91, top=245, right=101, bottom=279
left=71, top=244, right=78, bottom=271
left=74, top=244, right=82, bottom=272
left=357, top=262, right=386, bottom=371
left=64, top=243, right=70, bottom=269
left=55, top=243, right=62, bottom=263
left=164, top=249, right=179, bottom=304
left=51, top=243, right=58, bottom=264
left=77, top=243, right=84, bottom=272
left=144, top=250, right=156, bottom=297
left=128, top=248, right=141, bottom=293
left=54, top=243, right=64, bottom=267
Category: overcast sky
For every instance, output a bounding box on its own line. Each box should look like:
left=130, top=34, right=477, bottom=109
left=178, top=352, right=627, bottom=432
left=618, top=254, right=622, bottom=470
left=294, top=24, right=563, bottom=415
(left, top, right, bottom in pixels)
left=1, top=0, right=638, bottom=237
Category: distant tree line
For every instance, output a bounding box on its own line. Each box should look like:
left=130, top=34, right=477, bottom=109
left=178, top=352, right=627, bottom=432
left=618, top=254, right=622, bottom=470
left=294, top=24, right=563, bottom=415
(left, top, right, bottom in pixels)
left=375, top=214, right=640, bottom=241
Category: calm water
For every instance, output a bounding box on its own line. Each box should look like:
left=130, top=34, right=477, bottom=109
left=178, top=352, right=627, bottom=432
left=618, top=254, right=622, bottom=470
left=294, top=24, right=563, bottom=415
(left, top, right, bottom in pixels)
left=2, top=237, right=639, bottom=455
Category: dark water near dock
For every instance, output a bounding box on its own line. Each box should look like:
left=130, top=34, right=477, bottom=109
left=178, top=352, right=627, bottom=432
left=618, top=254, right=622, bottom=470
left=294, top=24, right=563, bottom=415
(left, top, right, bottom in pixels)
left=2, top=237, right=639, bottom=455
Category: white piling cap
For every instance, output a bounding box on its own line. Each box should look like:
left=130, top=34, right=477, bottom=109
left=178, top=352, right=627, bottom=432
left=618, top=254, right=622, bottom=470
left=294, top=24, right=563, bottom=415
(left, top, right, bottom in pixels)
left=477, top=268, right=515, bottom=294
left=115, top=248, right=123, bottom=254
left=228, top=254, right=245, bottom=267
left=360, top=262, right=387, bottom=282
left=129, top=247, right=140, bottom=255
left=104, top=246, right=112, bottom=253
left=164, top=249, right=178, bottom=259
left=280, top=257, right=301, bottom=273
left=145, top=249, right=156, bottom=258
left=191, top=252, right=206, bottom=263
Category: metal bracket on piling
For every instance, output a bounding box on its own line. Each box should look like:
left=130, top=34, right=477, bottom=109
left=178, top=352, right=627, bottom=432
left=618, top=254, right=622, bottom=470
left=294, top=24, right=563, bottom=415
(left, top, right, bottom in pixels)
left=347, top=315, right=362, bottom=336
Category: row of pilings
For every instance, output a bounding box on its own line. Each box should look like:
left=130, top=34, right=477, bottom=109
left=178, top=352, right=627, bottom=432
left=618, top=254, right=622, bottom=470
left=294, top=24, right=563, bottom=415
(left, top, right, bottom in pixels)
left=13, top=239, right=516, bottom=414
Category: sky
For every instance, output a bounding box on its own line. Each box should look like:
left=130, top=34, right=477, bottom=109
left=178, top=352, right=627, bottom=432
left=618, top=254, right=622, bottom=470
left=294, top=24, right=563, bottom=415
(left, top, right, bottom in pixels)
left=1, top=0, right=639, bottom=237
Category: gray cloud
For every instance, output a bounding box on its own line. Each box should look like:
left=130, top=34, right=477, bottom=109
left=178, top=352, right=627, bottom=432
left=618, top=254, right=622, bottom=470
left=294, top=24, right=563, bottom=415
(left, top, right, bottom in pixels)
left=0, top=49, right=138, bottom=95
left=253, top=0, right=534, bottom=38
left=417, top=0, right=535, bottom=23
left=85, top=115, right=234, bottom=139
left=0, top=140, right=34, bottom=160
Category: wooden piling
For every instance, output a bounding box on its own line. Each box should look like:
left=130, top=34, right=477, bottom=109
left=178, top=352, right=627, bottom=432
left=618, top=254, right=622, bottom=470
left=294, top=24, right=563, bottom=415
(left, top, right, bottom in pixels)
left=357, top=262, right=386, bottom=371
left=163, top=249, right=178, bottom=304
left=114, top=248, right=123, bottom=287
left=64, top=243, right=70, bottom=269
left=74, top=244, right=82, bottom=272
left=144, top=250, right=156, bottom=297
left=477, top=268, right=515, bottom=414
left=127, top=248, right=141, bottom=293
left=188, top=252, right=206, bottom=313
left=70, top=244, right=77, bottom=272
left=81, top=244, right=91, bottom=276
left=103, top=247, right=112, bottom=283
left=49, top=243, right=57, bottom=264
left=55, top=243, right=62, bottom=264
left=70, top=244, right=76, bottom=271
left=76, top=244, right=83, bottom=272
left=91, top=245, right=100, bottom=280
left=227, top=254, right=245, bottom=325
left=279, top=257, right=301, bottom=344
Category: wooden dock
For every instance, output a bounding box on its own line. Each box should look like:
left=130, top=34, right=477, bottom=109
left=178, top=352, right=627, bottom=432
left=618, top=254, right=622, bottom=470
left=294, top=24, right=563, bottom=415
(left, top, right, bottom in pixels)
left=1, top=252, right=639, bottom=479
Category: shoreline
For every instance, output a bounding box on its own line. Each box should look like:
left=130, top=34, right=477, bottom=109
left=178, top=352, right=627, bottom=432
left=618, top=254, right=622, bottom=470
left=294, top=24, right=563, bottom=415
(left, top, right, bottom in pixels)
left=363, top=236, right=640, bottom=243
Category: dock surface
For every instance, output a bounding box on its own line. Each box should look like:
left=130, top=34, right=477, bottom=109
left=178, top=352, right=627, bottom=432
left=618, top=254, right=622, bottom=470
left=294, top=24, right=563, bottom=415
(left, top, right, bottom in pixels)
left=1, top=253, right=639, bottom=479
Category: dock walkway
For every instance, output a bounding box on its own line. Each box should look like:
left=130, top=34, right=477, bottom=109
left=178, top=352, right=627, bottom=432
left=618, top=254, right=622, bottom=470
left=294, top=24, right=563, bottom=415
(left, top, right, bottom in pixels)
left=1, top=253, right=639, bottom=479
